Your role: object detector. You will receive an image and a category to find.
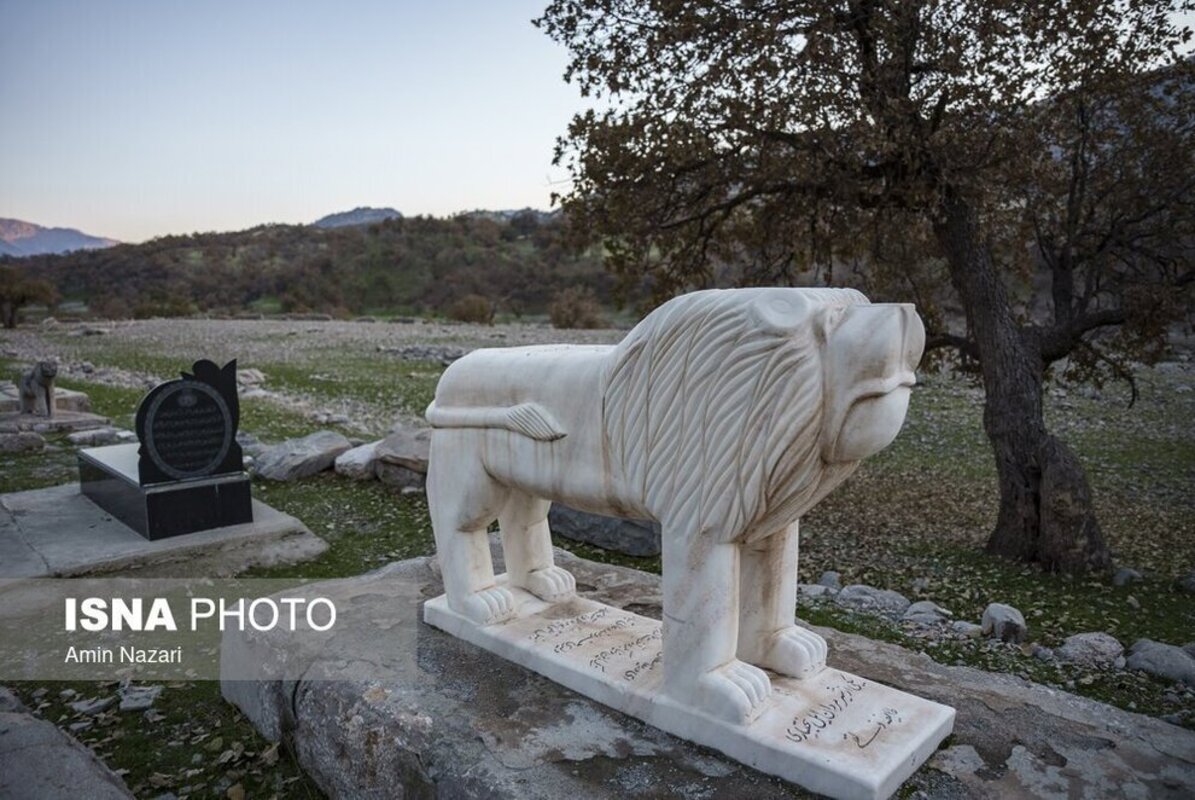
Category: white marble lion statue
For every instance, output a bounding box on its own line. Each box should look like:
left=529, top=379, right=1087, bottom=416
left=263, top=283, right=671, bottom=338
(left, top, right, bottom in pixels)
left=425, top=287, right=924, bottom=724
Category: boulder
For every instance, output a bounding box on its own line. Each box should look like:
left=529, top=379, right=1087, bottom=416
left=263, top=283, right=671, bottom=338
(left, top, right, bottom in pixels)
left=1112, top=567, right=1143, bottom=587
left=1126, top=639, right=1195, bottom=686
left=902, top=600, right=952, bottom=626
left=375, top=427, right=431, bottom=473
left=221, top=548, right=1195, bottom=800
left=797, top=583, right=834, bottom=599
left=0, top=709, right=133, bottom=799
left=0, top=431, right=44, bottom=453
left=334, top=441, right=381, bottom=480
left=981, top=603, right=1027, bottom=644
left=1055, top=632, right=1124, bottom=668
left=376, top=462, right=426, bottom=491
left=255, top=431, right=352, bottom=481
left=951, top=621, right=983, bottom=639
left=817, top=571, right=842, bottom=590
left=547, top=504, right=661, bottom=557
left=834, top=584, right=911, bottom=617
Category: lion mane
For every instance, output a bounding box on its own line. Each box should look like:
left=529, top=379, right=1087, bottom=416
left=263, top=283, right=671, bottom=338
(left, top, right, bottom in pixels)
left=602, top=288, right=868, bottom=544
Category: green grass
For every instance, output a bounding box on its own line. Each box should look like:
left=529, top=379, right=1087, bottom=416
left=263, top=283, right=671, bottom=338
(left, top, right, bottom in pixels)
left=3, top=328, right=1194, bottom=796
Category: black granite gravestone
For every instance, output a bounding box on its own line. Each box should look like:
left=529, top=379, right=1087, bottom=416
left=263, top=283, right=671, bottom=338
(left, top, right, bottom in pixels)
left=78, top=359, right=253, bottom=540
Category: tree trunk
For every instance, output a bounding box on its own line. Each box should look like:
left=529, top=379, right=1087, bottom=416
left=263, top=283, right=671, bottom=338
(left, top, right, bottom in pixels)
left=934, top=190, right=1110, bottom=573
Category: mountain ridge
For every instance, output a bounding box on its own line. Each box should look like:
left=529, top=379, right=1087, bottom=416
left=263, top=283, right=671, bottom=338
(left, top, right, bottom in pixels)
left=0, top=218, right=119, bottom=257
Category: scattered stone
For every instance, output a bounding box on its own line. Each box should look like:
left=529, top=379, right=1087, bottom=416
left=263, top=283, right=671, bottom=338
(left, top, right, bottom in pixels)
left=547, top=504, right=661, bottom=557
left=1126, top=595, right=1141, bottom=610
left=0, top=687, right=22, bottom=713
left=58, top=689, right=77, bottom=700
left=334, top=440, right=381, bottom=480
left=69, top=695, right=116, bottom=716
left=377, top=344, right=466, bottom=365
left=400, top=486, right=423, bottom=497
left=1112, top=567, right=1143, bottom=587
left=67, top=427, right=135, bottom=447
left=797, top=583, right=834, bottom=599
left=1055, top=632, right=1124, bottom=668
left=376, top=462, right=426, bottom=491
left=0, top=431, right=44, bottom=453
left=236, top=431, right=265, bottom=457
left=910, top=577, right=931, bottom=593
left=1126, top=639, right=1195, bottom=686
left=981, top=603, right=1028, bottom=644
left=236, top=368, right=266, bottom=387
left=1032, top=645, right=1054, bottom=662
left=67, top=721, right=92, bottom=733
left=312, top=411, right=352, bottom=426
left=834, top=584, right=911, bottom=617
left=901, top=600, right=952, bottom=626
left=375, top=426, right=431, bottom=473
left=817, top=571, right=842, bottom=590
left=117, top=684, right=162, bottom=712
left=255, top=430, right=352, bottom=481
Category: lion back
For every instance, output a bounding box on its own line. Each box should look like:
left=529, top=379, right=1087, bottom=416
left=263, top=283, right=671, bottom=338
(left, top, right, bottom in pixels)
left=602, top=288, right=867, bottom=542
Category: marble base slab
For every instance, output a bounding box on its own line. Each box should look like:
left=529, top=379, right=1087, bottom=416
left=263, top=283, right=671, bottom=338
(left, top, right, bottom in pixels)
left=424, top=578, right=955, bottom=800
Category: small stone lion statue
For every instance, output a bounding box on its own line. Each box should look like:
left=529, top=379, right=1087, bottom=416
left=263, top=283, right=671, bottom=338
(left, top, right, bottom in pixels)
left=425, top=288, right=924, bottom=724
left=18, top=360, right=59, bottom=417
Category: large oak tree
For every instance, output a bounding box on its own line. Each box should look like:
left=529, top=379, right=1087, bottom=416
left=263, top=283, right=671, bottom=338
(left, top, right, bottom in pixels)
left=536, top=0, right=1195, bottom=572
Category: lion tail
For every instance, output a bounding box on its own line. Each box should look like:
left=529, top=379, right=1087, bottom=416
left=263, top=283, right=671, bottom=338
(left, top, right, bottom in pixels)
left=425, top=402, right=567, bottom=442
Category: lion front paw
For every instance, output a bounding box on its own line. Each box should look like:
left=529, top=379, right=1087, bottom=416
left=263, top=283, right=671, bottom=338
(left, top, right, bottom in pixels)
left=696, top=660, right=772, bottom=724
left=522, top=565, right=576, bottom=602
left=458, top=586, right=517, bottom=626
left=759, top=625, right=827, bottom=680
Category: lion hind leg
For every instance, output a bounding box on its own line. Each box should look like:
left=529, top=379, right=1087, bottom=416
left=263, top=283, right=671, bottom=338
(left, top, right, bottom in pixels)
left=662, top=535, right=771, bottom=724
left=499, top=494, right=574, bottom=603
left=737, top=521, right=827, bottom=680
left=427, top=432, right=515, bottom=626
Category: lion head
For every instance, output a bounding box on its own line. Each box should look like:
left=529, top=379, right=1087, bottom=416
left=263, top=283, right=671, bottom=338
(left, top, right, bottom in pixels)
left=603, top=288, right=923, bottom=543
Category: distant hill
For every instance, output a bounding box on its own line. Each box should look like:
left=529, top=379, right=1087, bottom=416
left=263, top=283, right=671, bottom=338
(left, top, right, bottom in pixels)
left=13, top=213, right=621, bottom=321
left=312, top=207, right=403, bottom=228
left=0, top=218, right=119, bottom=256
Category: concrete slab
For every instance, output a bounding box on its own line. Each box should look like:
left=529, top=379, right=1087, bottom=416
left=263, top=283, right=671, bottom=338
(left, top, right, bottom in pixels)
left=0, top=483, right=326, bottom=577
left=0, top=410, right=110, bottom=434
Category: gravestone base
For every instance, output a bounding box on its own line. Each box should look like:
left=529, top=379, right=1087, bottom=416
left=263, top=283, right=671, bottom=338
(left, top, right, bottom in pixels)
left=78, top=443, right=252, bottom=540
left=0, top=483, right=326, bottom=578
left=425, top=586, right=953, bottom=800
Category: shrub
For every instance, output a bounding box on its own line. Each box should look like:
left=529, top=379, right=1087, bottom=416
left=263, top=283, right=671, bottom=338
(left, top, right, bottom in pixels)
left=549, top=287, right=605, bottom=329
left=448, top=294, right=495, bottom=324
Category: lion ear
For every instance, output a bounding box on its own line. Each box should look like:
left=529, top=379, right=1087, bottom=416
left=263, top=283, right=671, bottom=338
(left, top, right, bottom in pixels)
left=748, top=291, right=814, bottom=335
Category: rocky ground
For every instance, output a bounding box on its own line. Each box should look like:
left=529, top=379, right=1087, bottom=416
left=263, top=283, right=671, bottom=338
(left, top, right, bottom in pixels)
left=2, top=315, right=1194, bottom=798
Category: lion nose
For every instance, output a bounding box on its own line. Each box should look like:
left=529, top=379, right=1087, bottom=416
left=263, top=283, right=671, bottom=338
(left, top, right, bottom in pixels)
left=900, top=304, right=926, bottom=371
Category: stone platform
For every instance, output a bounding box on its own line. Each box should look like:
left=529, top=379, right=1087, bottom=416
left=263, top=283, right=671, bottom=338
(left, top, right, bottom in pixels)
left=425, top=588, right=953, bottom=800
left=221, top=546, right=1195, bottom=799
left=0, top=410, right=110, bottom=434
left=0, top=483, right=326, bottom=577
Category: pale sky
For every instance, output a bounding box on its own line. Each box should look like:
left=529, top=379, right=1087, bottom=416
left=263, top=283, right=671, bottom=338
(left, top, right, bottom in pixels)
left=3, top=3, right=1192, bottom=244
left=0, top=0, right=583, bottom=242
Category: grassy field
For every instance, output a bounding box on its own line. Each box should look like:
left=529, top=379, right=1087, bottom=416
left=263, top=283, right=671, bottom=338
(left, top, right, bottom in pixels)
left=2, top=319, right=1193, bottom=798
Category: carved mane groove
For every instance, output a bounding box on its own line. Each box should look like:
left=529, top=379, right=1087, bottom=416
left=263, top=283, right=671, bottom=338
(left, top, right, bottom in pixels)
left=602, top=288, right=868, bottom=542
